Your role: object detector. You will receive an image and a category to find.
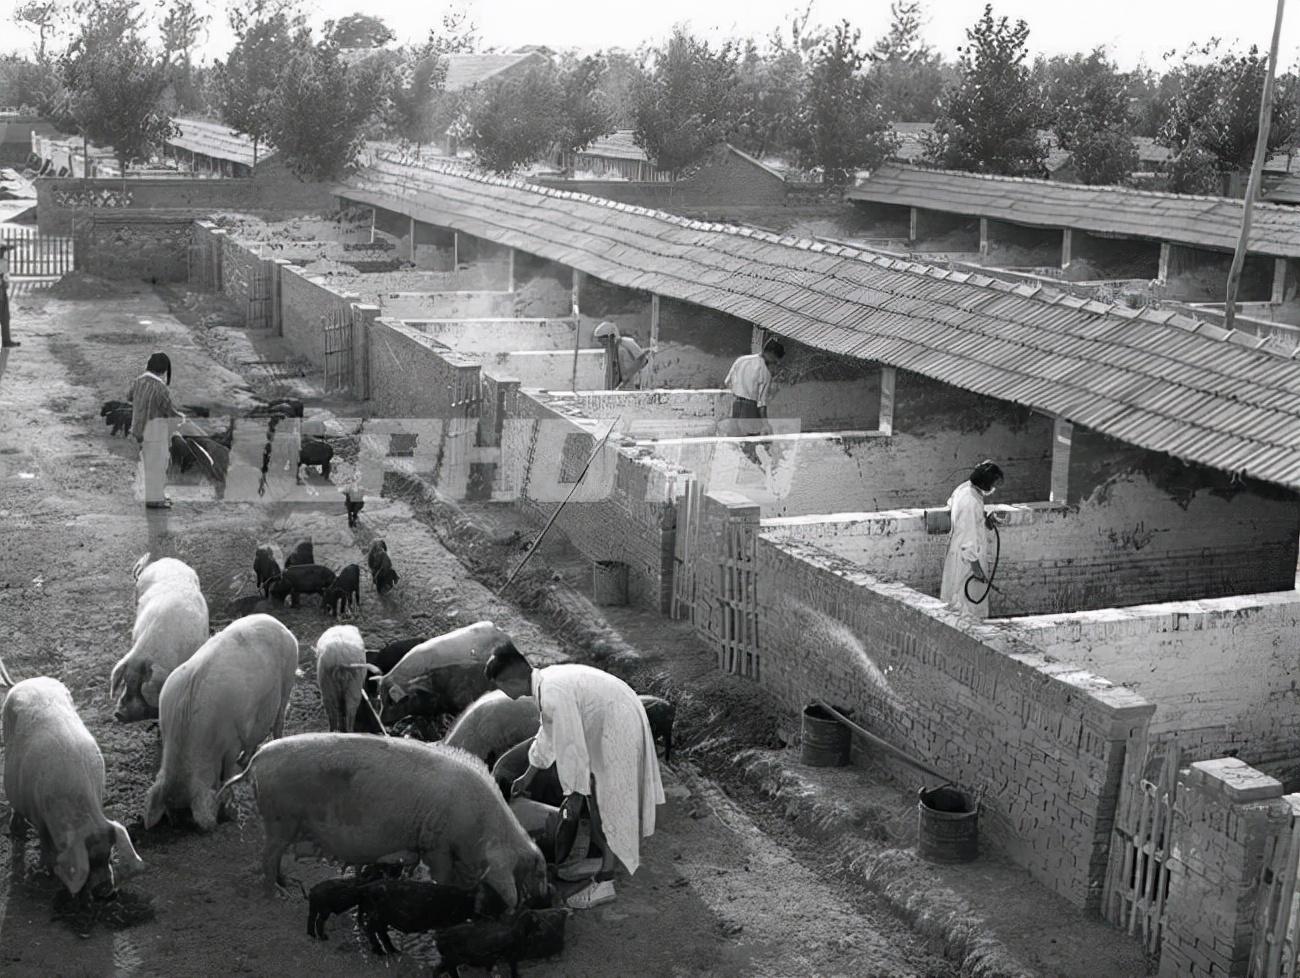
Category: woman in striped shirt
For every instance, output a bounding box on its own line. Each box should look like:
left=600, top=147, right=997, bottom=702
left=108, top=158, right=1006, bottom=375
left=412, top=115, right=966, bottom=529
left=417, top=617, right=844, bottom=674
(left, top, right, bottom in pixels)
left=129, top=352, right=185, bottom=509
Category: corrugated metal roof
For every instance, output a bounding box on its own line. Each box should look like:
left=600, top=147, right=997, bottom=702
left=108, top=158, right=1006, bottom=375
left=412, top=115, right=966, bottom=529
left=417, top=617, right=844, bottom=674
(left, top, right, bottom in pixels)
left=442, top=52, right=547, bottom=92
left=339, top=155, right=1300, bottom=491
left=167, top=118, right=274, bottom=167
left=577, top=130, right=647, bottom=162
left=849, top=163, right=1300, bottom=259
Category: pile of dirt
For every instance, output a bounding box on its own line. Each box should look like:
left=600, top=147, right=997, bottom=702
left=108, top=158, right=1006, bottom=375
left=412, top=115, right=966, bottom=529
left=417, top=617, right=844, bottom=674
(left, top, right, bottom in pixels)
left=44, top=273, right=141, bottom=301
left=912, top=226, right=981, bottom=253
left=514, top=277, right=570, bottom=317
left=170, top=290, right=245, bottom=330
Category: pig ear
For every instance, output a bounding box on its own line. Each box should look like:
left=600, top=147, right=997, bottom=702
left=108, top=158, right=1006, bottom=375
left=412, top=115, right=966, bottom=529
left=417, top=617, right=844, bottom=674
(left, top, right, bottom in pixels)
left=107, top=820, right=144, bottom=875
left=53, top=832, right=90, bottom=895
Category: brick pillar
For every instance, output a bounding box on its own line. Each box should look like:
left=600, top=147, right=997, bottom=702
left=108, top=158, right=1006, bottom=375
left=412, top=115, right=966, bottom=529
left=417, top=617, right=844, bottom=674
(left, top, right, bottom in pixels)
left=1158, top=242, right=1171, bottom=284
left=1158, top=758, right=1290, bottom=978
left=878, top=367, right=896, bottom=435
left=979, top=218, right=990, bottom=262
left=1050, top=417, right=1072, bottom=504
left=209, top=228, right=227, bottom=292
left=1061, top=228, right=1073, bottom=271
left=271, top=259, right=292, bottom=337
left=352, top=303, right=380, bottom=400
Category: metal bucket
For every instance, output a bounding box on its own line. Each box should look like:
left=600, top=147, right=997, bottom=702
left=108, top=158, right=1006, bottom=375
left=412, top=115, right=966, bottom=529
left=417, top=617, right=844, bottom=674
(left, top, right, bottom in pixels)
left=800, top=704, right=852, bottom=767
left=917, top=784, right=979, bottom=864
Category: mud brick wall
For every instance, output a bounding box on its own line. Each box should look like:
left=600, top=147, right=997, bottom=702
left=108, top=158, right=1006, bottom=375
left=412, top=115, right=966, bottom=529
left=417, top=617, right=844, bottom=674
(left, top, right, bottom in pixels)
left=1157, top=761, right=1293, bottom=978
left=408, top=318, right=591, bottom=354
left=368, top=319, right=482, bottom=422
left=279, top=268, right=356, bottom=369
left=482, top=350, right=605, bottom=390
left=376, top=291, right=516, bottom=319
left=221, top=235, right=261, bottom=313
left=766, top=338, right=883, bottom=431
left=1012, top=593, right=1300, bottom=766
left=500, top=389, right=681, bottom=612
left=73, top=212, right=193, bottom=282
left=756, top=534, right=1155, bottom=910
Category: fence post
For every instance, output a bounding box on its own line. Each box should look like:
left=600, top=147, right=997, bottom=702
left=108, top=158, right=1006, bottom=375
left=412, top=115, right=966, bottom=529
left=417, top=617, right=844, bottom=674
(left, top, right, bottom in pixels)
left=1157, top=758, right=1289, bottom=978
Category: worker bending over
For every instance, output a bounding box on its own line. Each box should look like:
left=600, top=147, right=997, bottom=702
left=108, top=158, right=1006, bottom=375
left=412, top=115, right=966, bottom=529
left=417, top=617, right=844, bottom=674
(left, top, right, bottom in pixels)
left=593, top=321, right=650, bottom=390
left=940, top=460, right=1005, bottom=619
left=724, top=338, right=785, bottom=436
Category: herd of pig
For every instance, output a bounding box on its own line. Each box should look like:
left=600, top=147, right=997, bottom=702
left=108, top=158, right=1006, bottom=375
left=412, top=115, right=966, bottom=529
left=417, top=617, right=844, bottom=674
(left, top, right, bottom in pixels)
left=0, top=550, right=676, bottom=977
left=251, top=538, right=397, bottom=619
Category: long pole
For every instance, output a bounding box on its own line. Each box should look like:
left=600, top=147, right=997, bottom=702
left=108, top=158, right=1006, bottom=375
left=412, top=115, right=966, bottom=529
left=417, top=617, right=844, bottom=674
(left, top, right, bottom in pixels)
left=1225, top=0, right=1286, bottom=331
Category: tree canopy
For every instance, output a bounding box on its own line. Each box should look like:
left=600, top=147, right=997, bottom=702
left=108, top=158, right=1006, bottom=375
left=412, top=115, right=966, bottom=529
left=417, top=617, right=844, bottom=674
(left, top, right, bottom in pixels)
left=1036, top=49, right=1137, bottom=185
left=325, top=13, right=394, bottom=49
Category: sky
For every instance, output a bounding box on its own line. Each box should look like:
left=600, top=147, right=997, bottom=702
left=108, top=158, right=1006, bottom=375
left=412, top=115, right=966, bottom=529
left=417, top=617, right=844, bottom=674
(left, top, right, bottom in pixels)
left=2, top=0, right=1298, bottom=69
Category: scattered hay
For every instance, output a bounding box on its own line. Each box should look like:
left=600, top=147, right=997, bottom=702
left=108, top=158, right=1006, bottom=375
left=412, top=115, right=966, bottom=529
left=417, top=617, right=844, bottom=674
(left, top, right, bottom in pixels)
left=52, top=887, right=156, bottom=935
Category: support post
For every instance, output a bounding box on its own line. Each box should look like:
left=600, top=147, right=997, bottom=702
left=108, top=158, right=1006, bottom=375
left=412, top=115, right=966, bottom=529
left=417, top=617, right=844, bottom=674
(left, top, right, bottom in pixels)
left=1272, top=257, right=1288, bottom=305
left=1050, top=416, right=1073, bottom=505
left=648, top=294, right=660, bottom=387
left=909, top=207, right=919, bottom=245
left=507, top=248, right=515, bottom=293
left=571, top=270, right=585, bottom=392
left=878, top=367, right=896, bottom=436
left=369, top=207, right=376, bottom=245
left=408, top=216, right=416, bottom=262
left=453, top=231, right=459, bottom=270
left=979, top=218, right=990, bottom=262
left=1158, top=242, right=1171, bottom=284
left=1061, top=228, right=1073, bottom=271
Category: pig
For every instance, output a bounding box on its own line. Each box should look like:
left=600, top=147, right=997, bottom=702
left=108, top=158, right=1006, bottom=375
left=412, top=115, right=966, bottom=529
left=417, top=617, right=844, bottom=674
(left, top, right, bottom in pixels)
left=323, top=564, right=361, bottom=618
left=367, top=540, right=399, bottom=594
left=378, top=622, right=510, bottom=706
left=355, top=878, right=484, bottom=955
left=315, top=625, right=381, bottom=733
left=268, top=564, right=337, bottom=609
left=143, top=614, right=299, bottom=832
left=284, top=540, right=314, bottom=568
left=305, top=863, right=401, bottom=940
left=638, top=694, right=675, bottom=763
left=352, top=693, right=388, bottom=735
left=298, top=437, right=334, bottom=480
left=220, top=734, right=550, bottom=909
left=100, top=398, right=130, bottom=418
left=433, top=908, right=572, bottom=978
left=343, top=489, right=364, bottom=528
left=248, top=398, right=304, bottom=419
left=253, top=543, right=283, bottom=598
left=369, top=637, right=426, bottom=680
left=3, top=677, right=145, bottom=897
left=443, top=692, right=540, bottom=769
left=103, top=402, right=132, bottom=437
left=133, top=553, right=200, bottom=601
left=379, top=666, right=494, bottom=729
left=110, top=556, right=209, bottom=723
left=493, top=739, right=564, bottom=807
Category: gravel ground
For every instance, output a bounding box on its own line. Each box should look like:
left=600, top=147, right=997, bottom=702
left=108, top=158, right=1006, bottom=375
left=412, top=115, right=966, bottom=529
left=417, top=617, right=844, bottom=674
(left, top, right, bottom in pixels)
left=0, top=279, right=956, bottom=978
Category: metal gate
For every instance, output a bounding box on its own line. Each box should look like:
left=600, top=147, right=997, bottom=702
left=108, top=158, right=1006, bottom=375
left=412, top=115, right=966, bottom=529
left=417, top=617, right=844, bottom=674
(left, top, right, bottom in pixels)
left=323, top=304, right=353, bottom=391
left=247, top=261, right=272, bottom=329
left=1102, top=732, right=1181, bottom=956
left=0, top=227, right=74, bottom=277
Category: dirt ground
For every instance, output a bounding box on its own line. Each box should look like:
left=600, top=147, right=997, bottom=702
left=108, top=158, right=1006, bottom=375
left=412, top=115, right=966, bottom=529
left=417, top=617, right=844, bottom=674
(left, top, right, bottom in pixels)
left=0, top=278, right=958, bottom=978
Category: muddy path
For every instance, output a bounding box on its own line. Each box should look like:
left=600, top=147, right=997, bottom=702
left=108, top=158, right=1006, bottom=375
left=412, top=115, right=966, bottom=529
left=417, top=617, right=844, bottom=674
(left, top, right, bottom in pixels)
left=0, top=280, right=954, bottom=978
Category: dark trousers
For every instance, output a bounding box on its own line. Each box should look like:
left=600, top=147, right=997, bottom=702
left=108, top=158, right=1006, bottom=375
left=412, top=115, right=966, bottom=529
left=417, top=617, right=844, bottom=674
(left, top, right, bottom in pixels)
left=0, top=285, right=11, bottom=346
left=730, top=396, right=764, bottom=464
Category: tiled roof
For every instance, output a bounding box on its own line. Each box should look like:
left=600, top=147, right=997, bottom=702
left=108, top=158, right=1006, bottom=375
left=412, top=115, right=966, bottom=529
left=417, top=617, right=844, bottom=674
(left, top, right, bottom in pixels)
left=577, top=130, right=648, bottom=162
left=1265, top=172, right=1300, bottom=205
left=442, top=52, right=547, bottom=92
left=1132, top=136, right=1174, bottom=166
left=167, top=118, right=273, bottom=167
left=339, top=155, right=1300, bottom=490
left=848, top=163, right=1300, bottom=259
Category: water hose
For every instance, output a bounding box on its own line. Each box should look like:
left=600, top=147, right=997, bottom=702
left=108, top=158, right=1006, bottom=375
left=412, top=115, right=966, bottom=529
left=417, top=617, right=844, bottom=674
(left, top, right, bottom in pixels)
left=963, top=519, right=1001, bottom=606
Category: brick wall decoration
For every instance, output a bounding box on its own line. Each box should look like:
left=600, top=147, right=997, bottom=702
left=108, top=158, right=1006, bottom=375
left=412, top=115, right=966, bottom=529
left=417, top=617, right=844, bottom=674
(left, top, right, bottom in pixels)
left=756, top=533, right=1155, bottom=911
left=74, top=212, right=193, bottom=282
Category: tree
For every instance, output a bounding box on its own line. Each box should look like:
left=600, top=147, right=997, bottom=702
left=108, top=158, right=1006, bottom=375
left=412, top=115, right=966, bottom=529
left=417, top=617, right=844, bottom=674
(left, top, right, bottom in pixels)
left=1167, top=143, right=1220, bottom=195
left=14, top=1, right=64, bottom=63
left=214, top=5, right=300, bottom=166
left=463, top=65, right=561, bottom=174
left=59, top=0, right=176, bottom=170
left=1158, top=41, right=1299, bottom=178
left=632, top=28, right=740, bottom=177
left=1037, top=49, right=1137, bottom=185
left=555, top=55, right=615, bottom=159
left=161, top=0, right=209, bottom=115
left=924, top=4, right=1045, bottom=176
left=868, top=0, right=950, bottom=121
left=595, top=49, right=644, bottom=129
left=0, top=55, right=66, bottom=115
left=382, top=49, right=447, bottom=150
left=1127, top=63, right=1180, bottom=138
left=325, top=13, right=394, bottom=49
left=792, top=21, right=897, bottom=184
left=265, top=32, right=390, bottom=181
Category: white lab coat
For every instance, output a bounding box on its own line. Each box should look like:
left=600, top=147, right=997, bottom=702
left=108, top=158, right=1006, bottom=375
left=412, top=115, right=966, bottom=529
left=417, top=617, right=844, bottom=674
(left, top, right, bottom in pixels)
left=527, top=663, right=665, bottom=876
left=940, top=480, right=991, bottom=619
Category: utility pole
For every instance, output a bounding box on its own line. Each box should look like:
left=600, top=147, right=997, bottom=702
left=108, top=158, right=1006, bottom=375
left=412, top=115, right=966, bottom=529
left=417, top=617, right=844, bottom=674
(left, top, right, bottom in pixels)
left=1225, top=0, right=1286, bottom=331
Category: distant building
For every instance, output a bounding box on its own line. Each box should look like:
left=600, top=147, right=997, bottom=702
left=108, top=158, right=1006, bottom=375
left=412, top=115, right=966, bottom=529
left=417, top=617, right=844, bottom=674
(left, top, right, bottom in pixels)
left=165, top=118, right=276, bottom=177
left=442, top=51, right=550, bottom=92
left=556, top=130, right=669, bottom=182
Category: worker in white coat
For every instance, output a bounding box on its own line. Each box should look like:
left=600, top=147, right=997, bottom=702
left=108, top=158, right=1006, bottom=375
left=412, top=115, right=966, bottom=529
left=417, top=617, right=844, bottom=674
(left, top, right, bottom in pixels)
left=593, top=321, right=650, bottom=390
left=486, top=642, right=665, bottom=910
left=940, top=460, right=1005, bottom=619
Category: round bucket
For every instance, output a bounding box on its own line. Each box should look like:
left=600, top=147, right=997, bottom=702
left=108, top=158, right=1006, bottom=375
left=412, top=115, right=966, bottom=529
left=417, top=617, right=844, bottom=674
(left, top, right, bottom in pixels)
left=800, top=704, right=852, bottom=767
left=917, top=785, right=979, bottom=864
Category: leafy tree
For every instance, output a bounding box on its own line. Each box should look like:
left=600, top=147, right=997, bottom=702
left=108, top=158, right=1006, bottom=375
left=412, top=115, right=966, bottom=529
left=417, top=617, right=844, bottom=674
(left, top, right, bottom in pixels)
left=868, top=0, right=950, bottom=121
left=1158, top=41, right=1299, bottom=177
left=0, top=55, right=66, bottom=115
left=59, top=0, right=176, bottom=170
left=792, top=21, right=897, bottom=184
left=555, top=55, right=615, bottom=158
left=1127, top=63, right=1180, bottom=138
left=422, top=9, right=478, bottom=56
left=632, top=28, right=740, bottom=177
left=1037, top=48, right=1137, bottom=185
left=463, top=65, right=561, bottom=174
left=325, top=13, right=394, bottom=49
left=214, top=4, right=301, bottom=165
left=1166, top=143, right=1220, bottom=195
left=381, top=49, right=448, bottom=150
left=14, top=1, right=65, bottom=63
left=924, top=4, right=1044, bottom=176
left=265, top=32, right=390, bottom=181
left=161, top=0, right=209, bottom=115
left=595, top=49, right=644, bottom=129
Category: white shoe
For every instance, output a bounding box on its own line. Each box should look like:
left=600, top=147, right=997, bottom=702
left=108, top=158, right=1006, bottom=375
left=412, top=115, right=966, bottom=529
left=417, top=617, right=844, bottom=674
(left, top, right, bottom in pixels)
left=565, top=879, right=616, bottom=909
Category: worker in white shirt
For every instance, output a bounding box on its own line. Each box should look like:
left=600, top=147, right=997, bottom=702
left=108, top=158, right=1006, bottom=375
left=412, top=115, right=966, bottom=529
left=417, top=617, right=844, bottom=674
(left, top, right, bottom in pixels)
left=724, top=338, right=785, bottom=437
left=0, top=243, right=16, bottom=349
left=593, top=321, right=651, bottom=390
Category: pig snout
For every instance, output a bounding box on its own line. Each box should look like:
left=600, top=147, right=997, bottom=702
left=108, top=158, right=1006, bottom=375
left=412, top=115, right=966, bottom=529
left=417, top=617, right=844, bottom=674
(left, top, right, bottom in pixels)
left=113, top=689, right=156, bottom=723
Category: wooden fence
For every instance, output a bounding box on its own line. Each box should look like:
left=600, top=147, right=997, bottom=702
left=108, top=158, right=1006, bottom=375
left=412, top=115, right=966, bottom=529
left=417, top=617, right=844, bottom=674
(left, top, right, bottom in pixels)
left=0, top=226, right=73, bottom=276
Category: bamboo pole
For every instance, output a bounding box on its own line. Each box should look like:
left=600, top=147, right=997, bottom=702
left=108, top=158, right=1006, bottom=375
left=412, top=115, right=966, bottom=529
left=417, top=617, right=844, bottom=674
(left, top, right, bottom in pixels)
left=1225, top=0, right=1287, bottom=331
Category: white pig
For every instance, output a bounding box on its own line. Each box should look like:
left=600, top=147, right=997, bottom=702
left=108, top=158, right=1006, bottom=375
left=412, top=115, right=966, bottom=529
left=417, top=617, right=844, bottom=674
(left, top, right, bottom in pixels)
left=143, top=614, right=299, bottom=832
left=132, top=552, right=201, bottom=600
left=111, top=560, right=209, bottom=723
left=314, top=625, right=380, bottom=733
left=443, top=691, right=539, bottom=767
left=2, top=677, right=145, bottom=895
left=379, top=621, right=510, bottom=702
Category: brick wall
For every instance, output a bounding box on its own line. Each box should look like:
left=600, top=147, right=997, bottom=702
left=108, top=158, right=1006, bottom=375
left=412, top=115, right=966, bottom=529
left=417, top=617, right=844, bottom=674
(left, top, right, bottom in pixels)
left=376, top=291, right=516, bottom=319
left=407, top=318, right=591, bottom=353
left=756, top=533, right=1155, bottom=910
left=367, top=318, right=482, bottom=421
left=768, top=337, right=884, bottom=430
left=36, top=169, right=333, bottom=233
left=280, top=268, right=355, bottom=368
left=482, top=350, right=605, bottom=390
left=1011, top=593, right=1300, bottom=765
left=73, top=212, right=193, bottom=282
left=221, top=235, right=261, bottom=314
left=498, top=388, right=682, bottom=611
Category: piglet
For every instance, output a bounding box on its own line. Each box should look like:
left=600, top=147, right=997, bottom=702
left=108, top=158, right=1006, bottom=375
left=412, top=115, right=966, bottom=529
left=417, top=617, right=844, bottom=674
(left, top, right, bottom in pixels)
left=269, top=564, right=336, bottom=609
left=343, top=489, right=364, bottom=528
left=433, top=908, right=573, bottom=978
left=323, top=564, right=361, bottom=618
left=284, top=540, right=314, bottom=568
left=299, top=437, right=334, bottom=480
left=356, top=878, right=484, bottom=956
left=253, top=543, right=283, bottom=598
left=367, top=540, right=399, bottom=594
left=639, top=694, right=676, bottom=763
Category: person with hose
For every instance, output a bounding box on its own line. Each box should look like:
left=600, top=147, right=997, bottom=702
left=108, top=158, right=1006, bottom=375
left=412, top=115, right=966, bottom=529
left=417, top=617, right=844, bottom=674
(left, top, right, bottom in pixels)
left=940, top=460, right=1005, bottom=619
